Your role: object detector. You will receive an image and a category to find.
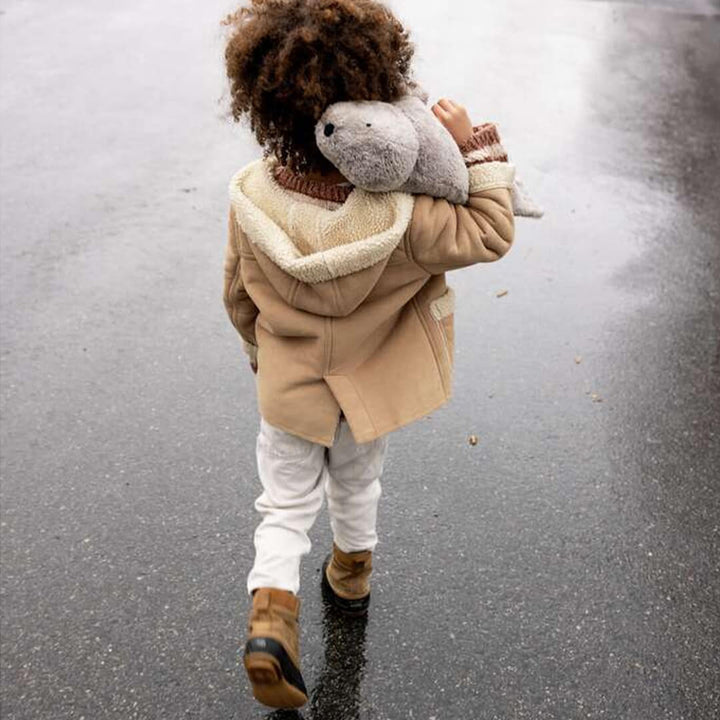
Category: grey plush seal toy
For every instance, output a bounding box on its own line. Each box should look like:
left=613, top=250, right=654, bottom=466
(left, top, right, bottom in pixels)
left=315, top=95, right=544, bottom=218
left=315, top=94, right=470, bottom=204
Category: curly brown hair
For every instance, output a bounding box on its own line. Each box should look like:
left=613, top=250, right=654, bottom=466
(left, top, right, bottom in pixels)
left=223, top=0, right=415, bottom=175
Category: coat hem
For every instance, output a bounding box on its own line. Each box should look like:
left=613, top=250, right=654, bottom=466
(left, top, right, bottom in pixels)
left=258, top=413, right=340, bottom=448
left=349, top=393, right=452, bottom=444
left=259, top=387, right=453, bottom=447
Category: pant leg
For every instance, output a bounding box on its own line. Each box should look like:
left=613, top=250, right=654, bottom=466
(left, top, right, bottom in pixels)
left=325, top=422, right=388, bottom=554
left=247, top=419, right=327, bottom=595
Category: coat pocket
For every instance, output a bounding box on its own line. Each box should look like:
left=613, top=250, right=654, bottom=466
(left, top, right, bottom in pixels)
left=429, top=287, right=455, bottom=361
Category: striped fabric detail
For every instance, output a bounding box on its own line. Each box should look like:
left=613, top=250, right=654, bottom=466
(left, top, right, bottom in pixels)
left=459, top=123, right=508, bottom=166
left=274, top=165, right=354, bottom=203
left=464, top=143, right=508, bottom=165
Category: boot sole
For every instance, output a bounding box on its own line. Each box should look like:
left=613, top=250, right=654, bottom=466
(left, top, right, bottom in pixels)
left=321, top=555, right=371, bottom=617
left=244, top=638, right=308, bottom=709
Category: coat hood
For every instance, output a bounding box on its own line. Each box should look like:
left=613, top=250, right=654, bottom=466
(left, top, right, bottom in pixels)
left=229, top=159, right=415, bottom=317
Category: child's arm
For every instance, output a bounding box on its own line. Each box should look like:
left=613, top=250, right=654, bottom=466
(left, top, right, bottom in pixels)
left=404, top=100, right=515, bottom=274
left=223, top=207, right=260, bottom=370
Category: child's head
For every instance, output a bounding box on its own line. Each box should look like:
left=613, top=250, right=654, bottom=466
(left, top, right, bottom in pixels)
left=224, top=0, right=415, bottom=174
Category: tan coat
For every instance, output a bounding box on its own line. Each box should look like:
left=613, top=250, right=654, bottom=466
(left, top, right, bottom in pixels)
left=223, top=157, right=515, bottom=446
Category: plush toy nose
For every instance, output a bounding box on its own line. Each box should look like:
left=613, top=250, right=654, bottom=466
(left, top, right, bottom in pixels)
left=323, top=123, right=335, bottom=137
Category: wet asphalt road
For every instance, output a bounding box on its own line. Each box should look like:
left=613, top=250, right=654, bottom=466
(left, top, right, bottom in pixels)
left=1, top=0, right=719, bottom=718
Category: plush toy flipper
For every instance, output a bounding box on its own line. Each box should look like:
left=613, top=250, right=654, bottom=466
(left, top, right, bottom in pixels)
left=511, top=177, right=545, bottom=218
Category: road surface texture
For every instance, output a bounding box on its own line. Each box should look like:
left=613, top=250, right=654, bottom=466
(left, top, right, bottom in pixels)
left=1, top=0, right=719, bottom=718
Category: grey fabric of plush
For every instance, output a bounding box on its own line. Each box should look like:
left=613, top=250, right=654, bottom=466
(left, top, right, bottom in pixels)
left=316, top=95, right=470, bottom=204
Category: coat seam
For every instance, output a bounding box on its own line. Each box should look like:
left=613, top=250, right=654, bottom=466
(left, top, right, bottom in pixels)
left=411, top=296, right=450, bottom=397
left=435, top=316, right=452, bottom=370
left=337, top=373, right=379, bottom=437
left=327, top=318, right=335, bottom=376
left=289, top=277, right=300, bottom=306
left=330, top=277, right=341, bottom=317
left=323, top=317, right=332, bottom=376
left=403, top=226, right=426, bottom=275
left=352, top=391, right=451, bottom=443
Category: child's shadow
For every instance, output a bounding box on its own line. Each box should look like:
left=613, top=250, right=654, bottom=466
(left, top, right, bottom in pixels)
left=264, top=597, right=369, bottom=720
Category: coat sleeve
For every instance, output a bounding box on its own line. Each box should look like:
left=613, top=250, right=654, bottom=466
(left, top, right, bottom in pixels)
left=223, top=206, right=260, bottom=364
left=404, top=124, right=516, bottom=275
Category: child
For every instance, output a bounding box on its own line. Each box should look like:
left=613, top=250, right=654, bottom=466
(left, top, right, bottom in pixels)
left=222, top=0, right=515, bottom=709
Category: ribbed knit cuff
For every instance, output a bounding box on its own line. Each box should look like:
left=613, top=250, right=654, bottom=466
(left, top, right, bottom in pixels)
left=459, top=123, right=508, bottom=166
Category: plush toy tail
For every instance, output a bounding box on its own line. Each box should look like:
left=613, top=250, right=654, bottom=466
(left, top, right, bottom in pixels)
left=511, top=177, right=544, bottom=218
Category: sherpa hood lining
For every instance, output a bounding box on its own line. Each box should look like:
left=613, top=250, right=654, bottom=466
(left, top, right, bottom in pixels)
left=229, top=159, right=416, bottom=285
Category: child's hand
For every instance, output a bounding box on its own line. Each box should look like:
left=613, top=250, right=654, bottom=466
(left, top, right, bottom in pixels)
left=431, top=98, right=473, bottom=147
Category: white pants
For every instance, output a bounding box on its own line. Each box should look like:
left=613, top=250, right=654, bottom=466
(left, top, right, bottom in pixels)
left=247, top=419, right=388, bottom=595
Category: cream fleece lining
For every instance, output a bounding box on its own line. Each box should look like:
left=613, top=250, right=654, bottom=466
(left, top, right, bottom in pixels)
left=430, top=287, right=456, bottom=320
left=468, top=161, right=516, bottom=193
left=229, top=159, right=416, bottom=284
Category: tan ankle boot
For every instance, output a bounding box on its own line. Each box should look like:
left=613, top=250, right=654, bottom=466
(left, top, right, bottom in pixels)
left=321, top=543, right=372, bottom=615
left=243, top=588, right=308, bottom=709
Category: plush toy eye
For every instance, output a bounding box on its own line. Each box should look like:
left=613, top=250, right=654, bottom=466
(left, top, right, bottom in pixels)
left=366, top=123, right=372, bottom=127
left=324, top=123, right=335, bottom=137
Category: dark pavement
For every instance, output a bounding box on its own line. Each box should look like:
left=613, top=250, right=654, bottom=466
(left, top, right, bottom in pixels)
left=1, top=0, right=719, bottom=718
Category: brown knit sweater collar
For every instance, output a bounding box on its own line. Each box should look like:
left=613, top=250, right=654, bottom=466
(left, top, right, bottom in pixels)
left=273, top=165, right=354, bottom=203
